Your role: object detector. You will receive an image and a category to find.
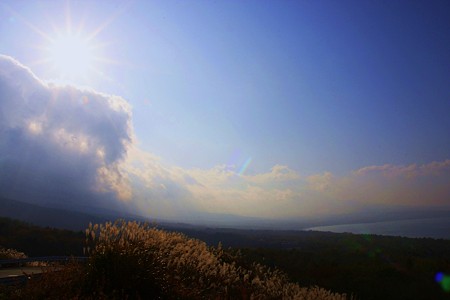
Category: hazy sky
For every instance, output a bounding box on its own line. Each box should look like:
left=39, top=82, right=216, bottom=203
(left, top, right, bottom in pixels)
left=0, top=1, right=449, bottom=222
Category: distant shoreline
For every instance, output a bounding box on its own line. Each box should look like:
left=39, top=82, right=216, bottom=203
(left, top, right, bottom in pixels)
left=307, top=217, right=450, bottom=240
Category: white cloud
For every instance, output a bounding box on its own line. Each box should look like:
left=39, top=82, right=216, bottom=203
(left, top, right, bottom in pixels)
left=339, top=160, right=450, bottom=207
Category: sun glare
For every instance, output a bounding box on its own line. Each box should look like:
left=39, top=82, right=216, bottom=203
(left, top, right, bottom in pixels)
left=10, top=1, right=128, bottom=84
left=48, top=33, right=94, bottom=79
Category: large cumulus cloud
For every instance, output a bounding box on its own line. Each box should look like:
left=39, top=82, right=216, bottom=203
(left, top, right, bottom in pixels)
left=0, top=55, right=132, bottom=210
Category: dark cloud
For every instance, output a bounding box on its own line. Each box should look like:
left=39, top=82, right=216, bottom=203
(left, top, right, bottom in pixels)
left=0, top=55, right=132, bottom=211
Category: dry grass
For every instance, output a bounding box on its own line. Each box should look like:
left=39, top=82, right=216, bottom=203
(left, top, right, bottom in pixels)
left=0, top=247, right=26, bottom=260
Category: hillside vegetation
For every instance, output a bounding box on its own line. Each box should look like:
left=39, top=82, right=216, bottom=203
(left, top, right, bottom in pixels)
left=2, top=217, right=450, bottom=299
left=0, top=246, right=26, bottom=260
left=2, top=220, right=347, bottom=299
left=0, top=217, right=84, bottom=257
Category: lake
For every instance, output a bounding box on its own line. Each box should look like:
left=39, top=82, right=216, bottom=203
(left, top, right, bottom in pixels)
left=308, top=217, right=450, bottom=240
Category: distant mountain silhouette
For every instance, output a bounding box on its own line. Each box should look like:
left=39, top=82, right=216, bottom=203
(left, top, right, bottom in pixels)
left=2, top=196, right=449, bottom=233
left=0, top=197, right=113, bottom=230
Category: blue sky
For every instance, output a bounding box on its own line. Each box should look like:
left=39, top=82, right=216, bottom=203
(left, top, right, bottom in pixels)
left=0, top=0, right=449, bottom=222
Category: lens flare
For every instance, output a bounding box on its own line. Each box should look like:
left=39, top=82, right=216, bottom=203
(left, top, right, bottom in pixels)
left=238, top=157, right=252, bottom=176
left=435, top=272, right=450, bottom=292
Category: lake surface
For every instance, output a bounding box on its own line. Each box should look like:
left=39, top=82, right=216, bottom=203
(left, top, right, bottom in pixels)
left=308, top=217, right=450, bottom=240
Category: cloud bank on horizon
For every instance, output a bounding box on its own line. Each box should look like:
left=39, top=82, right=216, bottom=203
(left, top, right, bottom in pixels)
left=1, top=55, right=449, bottom=221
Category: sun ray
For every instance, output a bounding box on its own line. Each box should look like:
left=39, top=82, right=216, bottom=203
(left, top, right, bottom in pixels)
left=3, top=4, right=53, bottom=43
left=85, top=2, right=132, bottom=42
left=65, top=0, right=72, bottom=35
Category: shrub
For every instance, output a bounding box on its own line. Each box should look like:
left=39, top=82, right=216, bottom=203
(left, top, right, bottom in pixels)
left=82, top=220, right=349, bottom=299
left=0, top=246, right=26, bottom=260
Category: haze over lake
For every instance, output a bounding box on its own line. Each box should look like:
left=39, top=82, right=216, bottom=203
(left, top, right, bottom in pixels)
left=308, top=217, right=450, bottom=240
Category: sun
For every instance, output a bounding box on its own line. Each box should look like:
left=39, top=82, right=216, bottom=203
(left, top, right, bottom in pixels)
left=48, top=33, right=94, bottom=78
left=47, top=33, right=96, bottom=79
left=11, top=1, right=127, bottom=84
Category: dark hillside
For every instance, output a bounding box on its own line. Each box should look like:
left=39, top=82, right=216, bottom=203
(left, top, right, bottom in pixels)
left=229, top=234, right=450, bottom=300
left=0, top=217, right=84, bottom=256
left=1, top=217, right=450, bottom=299
left=0, top=197, right=111, bottom=231
left=166, top=227, right=450, bottom=299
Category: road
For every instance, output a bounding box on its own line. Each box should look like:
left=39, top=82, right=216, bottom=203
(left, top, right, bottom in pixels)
left=0, top=257, right=87, bottom=285
left=0, top=266, right=46, bottom=279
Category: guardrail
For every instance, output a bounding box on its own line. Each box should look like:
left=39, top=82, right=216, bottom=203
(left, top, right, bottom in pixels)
left=0, top=256, right=88, bottom=268
left=0, top=256, right=88, bottom=286
left=0, top=273, right=44, bottom=286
